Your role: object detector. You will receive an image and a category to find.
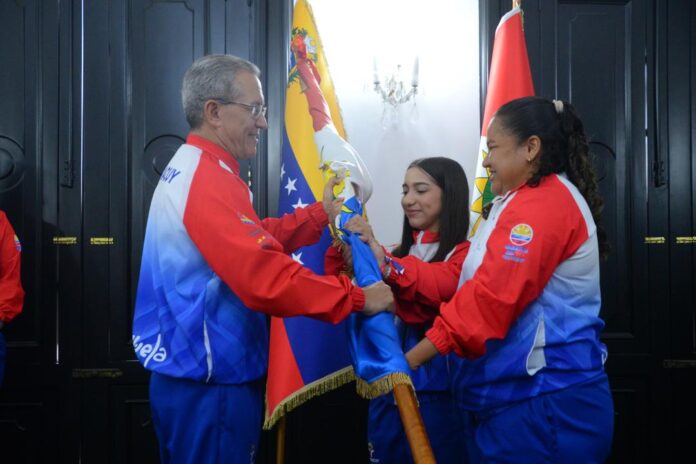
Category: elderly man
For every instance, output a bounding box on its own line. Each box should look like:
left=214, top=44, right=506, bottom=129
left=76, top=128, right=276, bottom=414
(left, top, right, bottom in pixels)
left=132, top=55, right=393, bottom=463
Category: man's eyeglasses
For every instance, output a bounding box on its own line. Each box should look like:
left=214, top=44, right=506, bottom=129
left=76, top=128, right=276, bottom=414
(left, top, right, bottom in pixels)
left=213, top=98, right=267, bottom=120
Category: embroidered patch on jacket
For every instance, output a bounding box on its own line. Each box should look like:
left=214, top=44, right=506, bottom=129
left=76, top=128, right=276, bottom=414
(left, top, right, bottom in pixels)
left=503, top=224, right=533, bottom=262
left=239, top=213, right=256, bottom=225
left=238, top=212, right=274, bottom=249
left=509, top=224, right=533, bottom=246
left=503, top=244, right=528, bottom=263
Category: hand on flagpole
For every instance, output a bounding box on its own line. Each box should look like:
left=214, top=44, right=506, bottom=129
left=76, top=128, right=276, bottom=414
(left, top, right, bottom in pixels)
left=361, top=281, right=395, bottom=316
left=322, top=175, right=345, bottom=228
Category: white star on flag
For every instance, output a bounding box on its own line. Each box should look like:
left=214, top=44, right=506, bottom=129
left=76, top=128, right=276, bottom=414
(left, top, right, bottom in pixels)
left=291, top=252, right=304, bottom=265
left=280, top=164, right=286, bottom=180
left=284, top=177, right=297, bottom=195
left=292, top=198, right=308, bottom=209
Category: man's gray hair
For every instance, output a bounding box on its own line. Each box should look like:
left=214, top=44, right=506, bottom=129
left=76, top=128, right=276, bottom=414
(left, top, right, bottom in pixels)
left=182, top=54, right=260, bottom=129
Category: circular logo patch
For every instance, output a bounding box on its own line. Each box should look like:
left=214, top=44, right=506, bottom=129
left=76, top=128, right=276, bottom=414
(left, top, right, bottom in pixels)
left=509, top=224, right=533, bottom=246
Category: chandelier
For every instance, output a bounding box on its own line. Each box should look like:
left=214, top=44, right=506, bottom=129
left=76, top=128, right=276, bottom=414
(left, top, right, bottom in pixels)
left=372, top=57, right=419, bottom=107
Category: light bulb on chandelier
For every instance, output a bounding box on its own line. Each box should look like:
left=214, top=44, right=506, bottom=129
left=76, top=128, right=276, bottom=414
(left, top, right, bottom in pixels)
left=372, top=56, right=420, bottom=127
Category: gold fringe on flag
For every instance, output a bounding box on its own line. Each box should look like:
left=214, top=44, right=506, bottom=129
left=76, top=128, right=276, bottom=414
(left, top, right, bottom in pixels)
left=263, top=366, right=356, bottom=430
left=355, top=372, right=415, bottom=400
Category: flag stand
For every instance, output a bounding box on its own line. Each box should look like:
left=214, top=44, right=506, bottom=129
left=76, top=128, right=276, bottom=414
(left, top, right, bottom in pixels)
left=394, top=384, right=436, bottom=463
left=276, top=416, right=286, bottom=464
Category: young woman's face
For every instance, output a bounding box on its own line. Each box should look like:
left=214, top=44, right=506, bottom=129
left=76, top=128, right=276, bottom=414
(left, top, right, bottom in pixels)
left=401, top=166, right=443, bottom=233
left=483, top=117, right=536, bottom=196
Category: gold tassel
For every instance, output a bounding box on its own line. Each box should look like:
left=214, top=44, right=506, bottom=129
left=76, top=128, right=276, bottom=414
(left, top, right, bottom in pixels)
left=263, top=367, right=356, bottom=430
left=355, top=372, right=414, bottom=399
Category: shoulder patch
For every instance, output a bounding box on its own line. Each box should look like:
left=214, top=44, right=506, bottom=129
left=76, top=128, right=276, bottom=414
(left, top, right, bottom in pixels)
left=509, top=224, right=533, bottom=246
left=238, top=213, right=256, bottom=225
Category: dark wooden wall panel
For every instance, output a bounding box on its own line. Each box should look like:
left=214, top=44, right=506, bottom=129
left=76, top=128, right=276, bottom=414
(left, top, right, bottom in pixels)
left=0, top=1, right=65, bottom=460
left=0, top=388, right=58, bottom=463
left=664, top=0, right=696, bottom=459
left=0, top=0, right=47, bottom=366
left=108, top=386, right=159, bottom=464
left=558, top=4, right=628, bottom=336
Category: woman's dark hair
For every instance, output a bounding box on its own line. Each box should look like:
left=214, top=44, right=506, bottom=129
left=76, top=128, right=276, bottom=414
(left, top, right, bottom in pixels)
left=392, top=157, right=469, bottom=262
left=494, top=96, right=609, bottom=258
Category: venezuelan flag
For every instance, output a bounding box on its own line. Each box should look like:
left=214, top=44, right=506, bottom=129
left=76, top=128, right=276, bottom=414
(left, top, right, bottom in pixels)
left=264, top=0, right=354, bottom=430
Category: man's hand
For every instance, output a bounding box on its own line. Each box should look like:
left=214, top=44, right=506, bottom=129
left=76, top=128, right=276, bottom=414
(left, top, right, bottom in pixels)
left=322, top=176, right=344, bottom=228
left=340, top=244, right=353, bottom=269
left=361, top=281, right=394, bottom=316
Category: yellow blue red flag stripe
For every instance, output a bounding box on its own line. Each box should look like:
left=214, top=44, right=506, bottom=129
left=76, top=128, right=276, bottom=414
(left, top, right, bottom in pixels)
left=264, top=0, right=354, bottom=429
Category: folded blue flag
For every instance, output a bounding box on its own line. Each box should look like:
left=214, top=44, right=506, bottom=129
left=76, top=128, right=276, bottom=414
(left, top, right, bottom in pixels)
left=338, top=197, right=413, bottom=397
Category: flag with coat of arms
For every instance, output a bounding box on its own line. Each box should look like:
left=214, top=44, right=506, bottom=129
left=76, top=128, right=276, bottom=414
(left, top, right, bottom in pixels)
left=469, top=6, right=535, bottom=236
left=264, top=0, right=355, bottom=430
left=265, top=0, right=414, bottom=430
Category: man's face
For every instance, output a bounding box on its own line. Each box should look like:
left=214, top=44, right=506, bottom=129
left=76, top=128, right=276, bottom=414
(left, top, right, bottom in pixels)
left=216, top=71, right=268, bottom=161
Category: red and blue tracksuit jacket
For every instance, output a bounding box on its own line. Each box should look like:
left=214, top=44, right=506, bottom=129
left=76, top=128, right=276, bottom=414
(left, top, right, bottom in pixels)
left=133, top=134, right=364, bottom=385
left=387, top=174, right=608, bottom=411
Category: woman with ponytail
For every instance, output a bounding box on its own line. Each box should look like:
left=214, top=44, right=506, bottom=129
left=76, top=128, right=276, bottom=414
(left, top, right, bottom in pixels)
left=397, top=96, right=613, bottom=462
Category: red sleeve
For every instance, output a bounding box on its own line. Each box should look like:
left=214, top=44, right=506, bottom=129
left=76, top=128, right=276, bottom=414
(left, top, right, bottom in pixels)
left=384, top=242, right=469, bottom=324
left=324, top=243, right=347, bottom=276
left=260, top=202, right=328, bottom=252
left=0, top=212, right=24, bottom=324
left=426, top=192, right=587, bottom=358
left=183, top=162, right=363, bottom=324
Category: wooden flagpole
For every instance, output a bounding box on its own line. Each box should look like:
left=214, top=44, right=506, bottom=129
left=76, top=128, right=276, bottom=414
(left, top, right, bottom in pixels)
left=276, top=416, right=286, bottom=464
left=393, top=384, right=436, bottom=463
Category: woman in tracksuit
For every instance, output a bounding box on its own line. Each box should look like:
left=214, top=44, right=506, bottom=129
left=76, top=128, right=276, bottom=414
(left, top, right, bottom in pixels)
left=328, top=156, right=471, bottom=463
left=400, top=97, right=614, bottom=463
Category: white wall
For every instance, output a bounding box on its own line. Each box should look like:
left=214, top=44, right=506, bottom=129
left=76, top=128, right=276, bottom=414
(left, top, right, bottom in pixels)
left=310, top=0, right=481, bottom=245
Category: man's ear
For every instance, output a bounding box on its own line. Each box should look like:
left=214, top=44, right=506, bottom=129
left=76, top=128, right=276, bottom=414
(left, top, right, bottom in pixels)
left=203, top=100, right=223, bottom=129
left=525, top=135, right=541, bottom=162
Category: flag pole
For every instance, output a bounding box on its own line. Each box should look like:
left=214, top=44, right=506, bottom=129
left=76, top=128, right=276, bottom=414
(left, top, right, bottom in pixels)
left=276, top=416, right=286, bottom=464
left=394, top=384, right=436, bottom=463
left=513, top=0, right=521, bottom=7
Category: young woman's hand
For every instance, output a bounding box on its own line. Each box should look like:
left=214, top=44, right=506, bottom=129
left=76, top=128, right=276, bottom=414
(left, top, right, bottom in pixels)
left=343, top=216, right=385, bottom=264
left=405, top=338, right=439, bottom=370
